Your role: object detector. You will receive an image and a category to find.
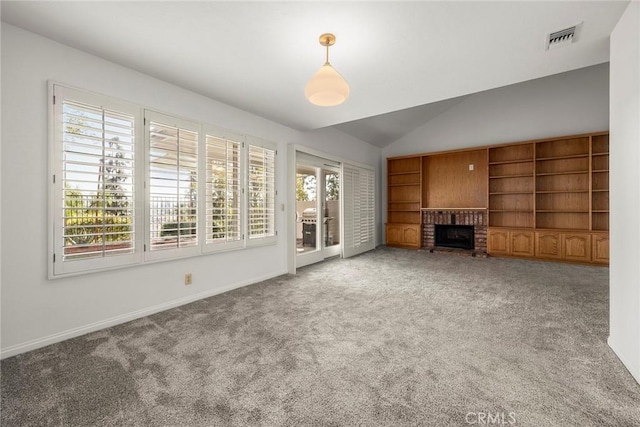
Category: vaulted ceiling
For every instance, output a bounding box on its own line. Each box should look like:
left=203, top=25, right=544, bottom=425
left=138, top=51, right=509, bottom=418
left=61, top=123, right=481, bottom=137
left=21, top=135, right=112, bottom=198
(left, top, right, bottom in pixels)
left=1, top=1, right=628, bottom=146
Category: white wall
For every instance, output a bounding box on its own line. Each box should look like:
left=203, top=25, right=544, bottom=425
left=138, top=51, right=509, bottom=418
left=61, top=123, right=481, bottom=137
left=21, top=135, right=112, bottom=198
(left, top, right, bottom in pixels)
left=383, top=63, right=610, bottom=159
left=380, top=63, right=610, bottom=228
left=0, top=24, right=380, bottom=357
left=609, top=1, right=640, bottom=384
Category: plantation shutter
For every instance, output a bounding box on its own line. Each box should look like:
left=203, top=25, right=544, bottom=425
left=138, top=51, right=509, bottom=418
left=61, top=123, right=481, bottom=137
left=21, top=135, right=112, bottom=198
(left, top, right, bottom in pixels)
left=205, top=132, right=243, bottom=251
left=53, top=85, right=141, bottom=276
left=342, top=163, right=375, bottom=258
left=146, top=111, right=200, bottom=259
left=248, top=142, right=276, bottom=244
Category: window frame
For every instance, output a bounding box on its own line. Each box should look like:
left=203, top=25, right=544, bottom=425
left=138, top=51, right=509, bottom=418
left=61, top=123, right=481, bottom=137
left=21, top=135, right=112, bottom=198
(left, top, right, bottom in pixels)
left=203, top=125, right=246, bottom=254
left=246, top=137, right=278, bottom=247
left=50, top=84, right=144, bottom=277
left=49, top=83, right=279, bottom=278
left=144, top=110, right=202, bottom=262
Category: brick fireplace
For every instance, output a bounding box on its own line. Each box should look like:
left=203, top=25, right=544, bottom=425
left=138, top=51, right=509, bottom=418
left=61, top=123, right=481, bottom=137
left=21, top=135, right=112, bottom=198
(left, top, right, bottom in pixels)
left=422, top=210, right=487, bottom=254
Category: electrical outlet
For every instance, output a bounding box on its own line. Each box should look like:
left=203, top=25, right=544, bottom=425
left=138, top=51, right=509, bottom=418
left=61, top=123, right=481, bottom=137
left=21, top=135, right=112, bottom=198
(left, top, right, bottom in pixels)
left=184, top=273, right=192, bottom=285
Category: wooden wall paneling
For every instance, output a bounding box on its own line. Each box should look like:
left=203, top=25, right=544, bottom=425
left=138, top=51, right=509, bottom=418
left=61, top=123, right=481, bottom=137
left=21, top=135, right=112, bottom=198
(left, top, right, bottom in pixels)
left=424, top=150, right=488, bottom=208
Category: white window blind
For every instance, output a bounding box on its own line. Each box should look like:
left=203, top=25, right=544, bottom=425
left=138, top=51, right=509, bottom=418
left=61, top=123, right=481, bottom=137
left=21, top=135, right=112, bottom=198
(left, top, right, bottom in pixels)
left=52, top=85, right=141, bottom=276
left=147, top=112, right=199, bottom=257
left=248, top=143, right=276, bottom=244
left=342, top=163, right=375, bottom=258
left=51, top=84, right=280, bottom=277
left=205, top=132, right=243, bottom=250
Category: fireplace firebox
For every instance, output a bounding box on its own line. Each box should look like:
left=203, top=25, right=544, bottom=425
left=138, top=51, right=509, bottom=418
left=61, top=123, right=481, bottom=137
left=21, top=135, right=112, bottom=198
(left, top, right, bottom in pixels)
left=435, top=224, right=475, bottom=250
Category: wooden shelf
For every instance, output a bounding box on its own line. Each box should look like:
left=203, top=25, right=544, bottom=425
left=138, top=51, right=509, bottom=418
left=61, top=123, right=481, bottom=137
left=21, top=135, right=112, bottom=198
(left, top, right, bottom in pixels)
left=536, top=171, right=588, bottom=177
left=389, top=183, right=420, bottom=187
left=536, top=210, right=589, bottom=213
left=536, top=190, right=589, bottom=194
left=592, top=169, right=609, bottom=173
left=421, top=207, right=487, bottom=211
left=388, top=171, right=420, bottom=176
left=536, top=154, right=589, bottom=161
left=489, top=159, right=533, bottom=165
left=592, top=189, right=609, bottom=193
left=489, top=191, right=532, bottom=195
left=489, top=174, right=533, bottom=179
left=592, top=153, right=609, bottom=157
left=490, top=209, right=532, bottom=213
left=592, top=210, right=609, bottom=213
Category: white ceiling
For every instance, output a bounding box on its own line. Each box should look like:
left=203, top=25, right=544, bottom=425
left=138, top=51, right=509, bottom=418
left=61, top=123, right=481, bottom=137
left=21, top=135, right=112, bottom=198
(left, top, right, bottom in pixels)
left=1, top=1, right=628, bottom=146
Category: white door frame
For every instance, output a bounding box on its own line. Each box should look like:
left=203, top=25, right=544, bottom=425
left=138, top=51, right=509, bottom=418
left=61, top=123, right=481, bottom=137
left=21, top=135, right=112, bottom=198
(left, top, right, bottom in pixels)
left=288, top=145, right=344, bottom=274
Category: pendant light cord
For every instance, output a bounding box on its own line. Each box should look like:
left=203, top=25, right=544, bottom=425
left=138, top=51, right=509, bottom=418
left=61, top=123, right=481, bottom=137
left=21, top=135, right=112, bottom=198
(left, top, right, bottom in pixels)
left=325, top=37, right=330, bottom=65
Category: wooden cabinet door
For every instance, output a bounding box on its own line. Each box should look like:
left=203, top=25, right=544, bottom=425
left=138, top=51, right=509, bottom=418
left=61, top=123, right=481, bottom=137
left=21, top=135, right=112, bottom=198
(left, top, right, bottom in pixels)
left=592, top=234, right=609, bottom=264
left=403, top=225, right=421, bottom=248
left=488, top=229, right=510, bottom=255
left=563, top=233, right=592, bottom=262
left=386, top=224, right=404, bottom=246
left=536, top=231, right=562, bottom=259
left=511, top=231, right=534, bottom=257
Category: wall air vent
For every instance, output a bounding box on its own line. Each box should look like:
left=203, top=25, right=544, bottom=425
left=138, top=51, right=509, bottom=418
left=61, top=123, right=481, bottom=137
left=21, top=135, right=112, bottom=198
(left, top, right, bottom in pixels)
left=546, top=22, right=582, bottom=50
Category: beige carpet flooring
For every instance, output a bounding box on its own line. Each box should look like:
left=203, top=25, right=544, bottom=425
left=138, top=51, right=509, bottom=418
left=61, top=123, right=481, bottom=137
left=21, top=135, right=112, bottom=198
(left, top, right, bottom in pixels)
left=2, top=247, right=639, bottom=426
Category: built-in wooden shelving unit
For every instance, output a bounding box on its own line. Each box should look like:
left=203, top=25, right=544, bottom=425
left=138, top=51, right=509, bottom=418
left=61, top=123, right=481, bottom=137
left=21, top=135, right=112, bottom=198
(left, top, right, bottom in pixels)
left=386, top=131, right=609, bottom=265
left=534, top=136, right=591, bottom=230
left=591, top=134, right=610, bottom=232
left=488, top=143, right=534, bottom=229
left=386, top=157, right=422, bottom=248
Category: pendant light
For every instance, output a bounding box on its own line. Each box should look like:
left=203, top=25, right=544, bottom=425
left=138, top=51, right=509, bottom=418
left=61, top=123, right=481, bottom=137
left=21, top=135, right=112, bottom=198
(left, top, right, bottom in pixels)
left=305, top=33, right=350, bottom=107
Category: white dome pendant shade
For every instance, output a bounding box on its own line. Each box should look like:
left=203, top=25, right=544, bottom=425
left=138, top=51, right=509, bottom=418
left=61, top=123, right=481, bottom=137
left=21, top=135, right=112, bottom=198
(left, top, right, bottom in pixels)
left=305, top=33, right=350, bottom=107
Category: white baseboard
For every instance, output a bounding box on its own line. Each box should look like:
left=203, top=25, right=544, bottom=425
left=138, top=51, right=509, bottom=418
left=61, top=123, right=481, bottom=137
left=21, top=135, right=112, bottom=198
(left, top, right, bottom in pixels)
left=608, top=336, right=640, bottom=385
left=1, top=270, right=287, bottom=359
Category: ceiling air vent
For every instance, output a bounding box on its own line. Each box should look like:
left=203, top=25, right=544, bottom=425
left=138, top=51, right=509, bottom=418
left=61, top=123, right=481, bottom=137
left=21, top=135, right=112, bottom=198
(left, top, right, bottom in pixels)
left=546, top=23, right=582, bottom=50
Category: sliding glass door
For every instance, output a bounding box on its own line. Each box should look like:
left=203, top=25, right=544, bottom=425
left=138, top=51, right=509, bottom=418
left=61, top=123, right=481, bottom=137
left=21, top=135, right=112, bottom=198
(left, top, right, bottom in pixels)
left=295, top=152, right=341, bottom=268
